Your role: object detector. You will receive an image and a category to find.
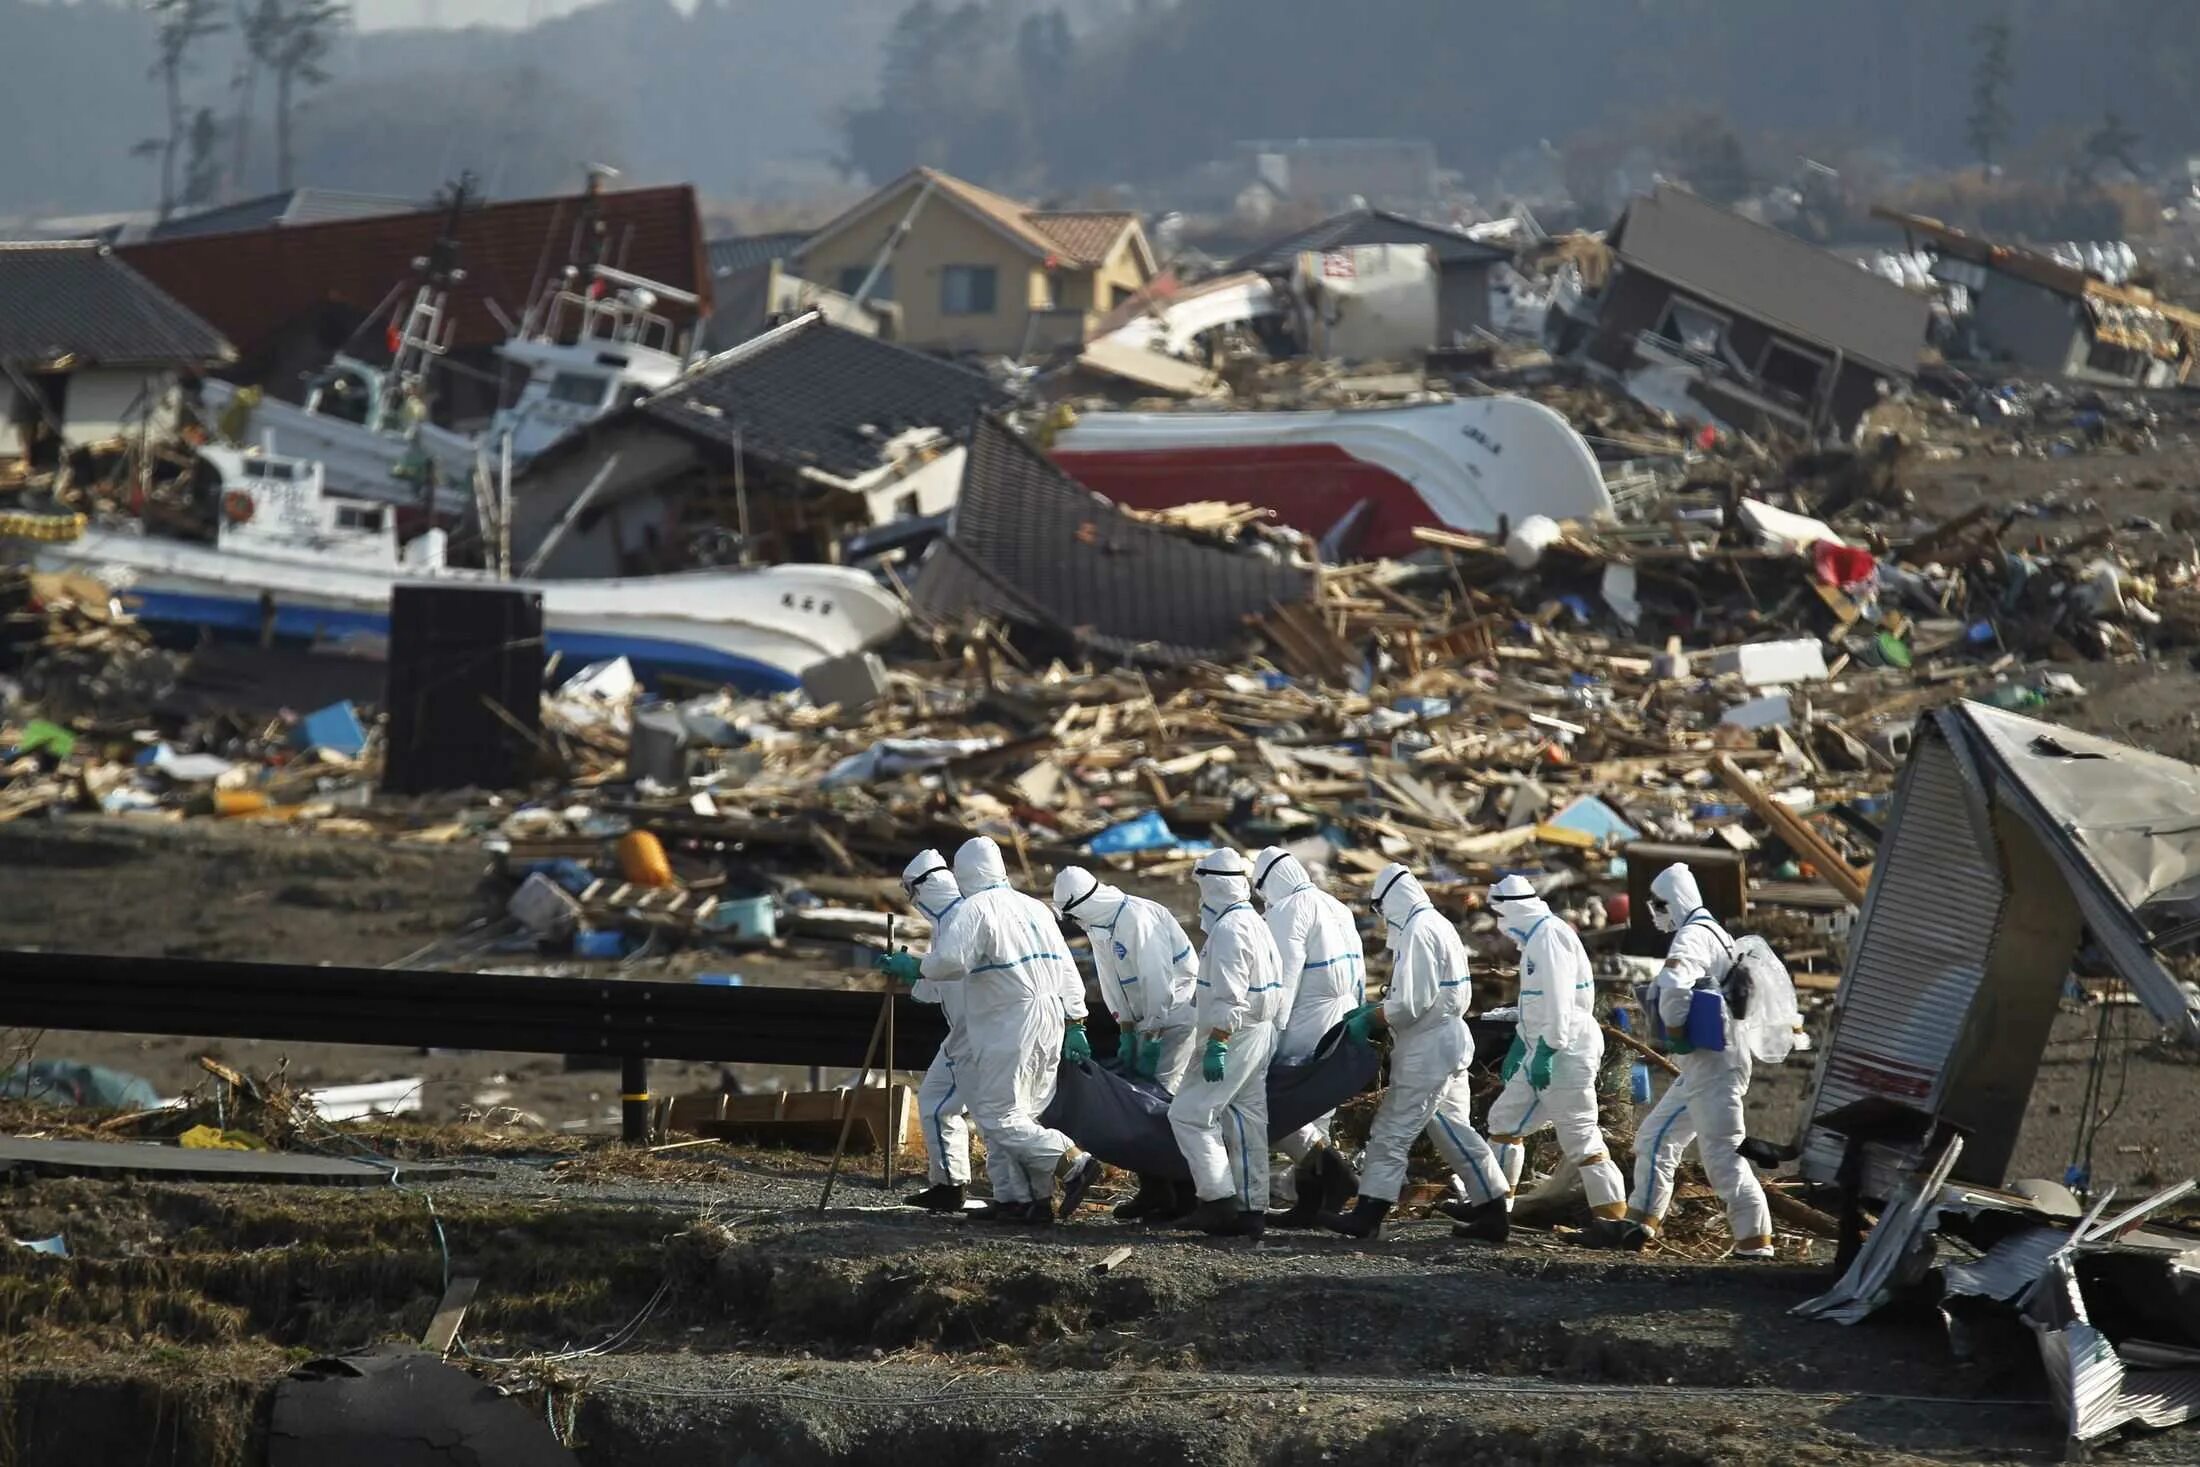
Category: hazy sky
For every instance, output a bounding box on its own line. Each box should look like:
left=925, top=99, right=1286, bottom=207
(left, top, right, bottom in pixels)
left=350, top=0, right=603, bottom=31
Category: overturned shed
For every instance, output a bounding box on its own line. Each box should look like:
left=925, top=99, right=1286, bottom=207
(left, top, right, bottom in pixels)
left=1232, top=208, right=1510, bottom=345
left=1797, top=702, right=2200, bottom=1200
left=1579, top=185, right=1927, bottom=437
left=510, top=313, right=1011, bottom=575
left=912, top=416, right=1314, bottom=663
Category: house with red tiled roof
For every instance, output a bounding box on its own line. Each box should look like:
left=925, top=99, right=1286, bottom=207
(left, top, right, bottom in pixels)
left=793, top=168, right=1156, bottom=358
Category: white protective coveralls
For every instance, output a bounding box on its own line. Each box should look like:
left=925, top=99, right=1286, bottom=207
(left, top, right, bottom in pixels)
left=903, top=849, right=973, bottom=1189
left=1254, top=847, right=1366, bottom=1204
left=1628, top=863, right=1772, bottom=1249
left=1481, top=876, right=1627, bottom=1216
left=1167, top=849, right=1286, bottom=1209
left=921, top=837, right=1089, bottom=1203
left=1358, top=864, right=1509, bottom=1206
left=1051, top=867, right=1199, bottom=1090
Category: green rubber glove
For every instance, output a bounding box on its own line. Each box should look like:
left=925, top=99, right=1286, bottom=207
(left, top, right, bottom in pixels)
left=874, top=949, right=922, bottom=986
left=1062, top=1022, right=1092, bottom=1063
left=1501, top=1033, right=1527, bottom=1082
left=1528, top=1039, right=1555, bottom=1092
left=1116, top=1027, right=1140, bottom=1067
left=1202, top=1035, right=1228, bottom=1082
left=1136, top=1035, right=1163, bottom=1079
left=1343, top=1003, right=1379, bottom=1045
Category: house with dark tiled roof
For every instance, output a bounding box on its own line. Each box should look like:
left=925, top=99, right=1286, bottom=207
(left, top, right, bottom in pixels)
left=1232, top=208, right=1511, bottom=343
left=792, top=168, right=1156, bottom=357
left=0, top=241, right=232, bottom=464
left=509, top=312, right=1014, bottom=576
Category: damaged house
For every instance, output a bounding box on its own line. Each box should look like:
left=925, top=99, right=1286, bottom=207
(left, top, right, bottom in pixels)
left=1566, top=185, right=1929, bottom=438
left=1231, top=208, right=1512, bottom=346
left=1796, top=701, right=2200, bottom=1205
left=0, top=241, right=233, bottom=467
left=508, top=313, right=1011, bottom=576
left=790, top=168, right=1157, bottom=358
left=1877, top=208, right=2200, bottom=388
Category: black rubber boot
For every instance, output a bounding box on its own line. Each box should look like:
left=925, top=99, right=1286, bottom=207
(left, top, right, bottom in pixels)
left=903, top=1182, right=965, bottom=1213
left=1113, top=1174, right=1173, bottom=1221
left=1151, top=1179, right=1198, bottom=1223
left=1448, top=1199, right=1511, bottom=1244
left=1319, top=1195, right=1392, bottom=1240
left=1055, top=1153, right=1103, bottom=1222
left=970, top=1198, right=1033, bottom=1223
left=1582, top=1216, right=1651, bottom=1252
left=1266, top=1154, right=1326, bottom=1229
left=1315, top=1145, right=1360, bottom=1212
left=1180, top=1197, right=1240, bottom=1233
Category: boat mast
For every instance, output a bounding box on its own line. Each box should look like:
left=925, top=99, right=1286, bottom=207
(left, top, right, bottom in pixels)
left=377, top=173, right=474, bottom=433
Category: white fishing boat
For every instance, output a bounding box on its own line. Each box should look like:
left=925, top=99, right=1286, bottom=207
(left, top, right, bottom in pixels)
left=199, top=178, right=694, bottom=516
left=35, top=446, right=903, bottom=691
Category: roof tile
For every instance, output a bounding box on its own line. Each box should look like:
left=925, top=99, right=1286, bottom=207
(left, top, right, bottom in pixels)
left=0, top=241, right=232, bottom=368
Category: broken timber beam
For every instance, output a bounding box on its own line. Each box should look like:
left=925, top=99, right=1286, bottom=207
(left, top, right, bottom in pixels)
left=1711, top=755, right=1870, bottom=906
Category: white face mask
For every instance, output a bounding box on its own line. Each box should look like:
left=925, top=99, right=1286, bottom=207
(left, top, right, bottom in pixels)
left=1651, top=901, right=1676, bottom=934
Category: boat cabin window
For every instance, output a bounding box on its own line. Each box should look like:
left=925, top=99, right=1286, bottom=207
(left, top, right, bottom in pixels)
left=242, top=457, right=297, bottom=481
left=334, top=504, right=386, bottom=532
left=549, top=371, right=608, bottom=406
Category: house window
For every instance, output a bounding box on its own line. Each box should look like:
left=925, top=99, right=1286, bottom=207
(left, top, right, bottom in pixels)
left=893, top=491, right=921, bottom=519
left=548, top=371, right=607, bottom=406
left=940, top=265, right=999, bottom=316
left=1758, top=339, right=1828, bottom=401
left=2085, top=339, right=2146, bottom=379
left=1111, top=283, right=1137, bottom=309
left=838, top=266, right=893, bottom=302
left=1653, top=300, right=1728, bottom=356
left=335, top=504, right=385, bottom=532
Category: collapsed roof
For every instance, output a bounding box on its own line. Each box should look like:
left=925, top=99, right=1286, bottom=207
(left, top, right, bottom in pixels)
left=912, top=416, right=1314, bottom=663
left=630, top=312, right=1012, bottom=488
left=1610, top=185, right=1928, bottom=376
left=1230, top=208, right=1511, bottom=275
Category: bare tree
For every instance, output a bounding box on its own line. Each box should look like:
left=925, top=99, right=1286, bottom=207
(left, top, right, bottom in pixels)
left=140, top=0, right=227, bottom=221
left=232, top=0, right=282, bottom=196
left=251, top=0, right=349, bottom=191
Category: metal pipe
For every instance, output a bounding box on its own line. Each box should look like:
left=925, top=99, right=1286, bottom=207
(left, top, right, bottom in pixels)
left=621, top=1054, right=650, bottom=1145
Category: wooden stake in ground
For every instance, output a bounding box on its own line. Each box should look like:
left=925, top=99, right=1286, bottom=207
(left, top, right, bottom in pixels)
left=817, top=996, right=890, bottom=1215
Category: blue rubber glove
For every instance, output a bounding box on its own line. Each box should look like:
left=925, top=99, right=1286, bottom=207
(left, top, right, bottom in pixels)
left=1062, top=1022, right=1092, bottom=1063
left=1343, top=1002, right=1380, bottom=1045
left=874, top=949, right=922, bottom=986
left=1202, top=1035, right=1228, bottom=1083
left=1136, top=1035, right=1163, bottom=1079
left=1528, top=1039, right=1555, bottom=1091
left=1501, top=1033, right=1527, bottom=1082
left=1116, top=1027, right=1139, bottom=1067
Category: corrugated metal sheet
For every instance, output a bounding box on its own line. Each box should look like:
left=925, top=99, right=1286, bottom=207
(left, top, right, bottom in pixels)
left=1942, top=1226, right=2066, bottom=1302
left=2028, top=1253, right=2200, bottom=1444
left=1799, top=727, right=2007, bottom=1188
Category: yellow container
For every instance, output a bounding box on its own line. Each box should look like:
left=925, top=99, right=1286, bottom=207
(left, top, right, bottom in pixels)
left=616, top=830, right=675, bottom=887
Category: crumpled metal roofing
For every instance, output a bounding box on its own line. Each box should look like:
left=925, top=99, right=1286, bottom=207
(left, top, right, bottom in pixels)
left=0, top=241, right=232, bottom=368
left=912, top=415, right=1314, bottom=663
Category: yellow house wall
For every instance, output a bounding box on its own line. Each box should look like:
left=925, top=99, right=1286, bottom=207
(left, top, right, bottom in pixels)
left=798, top=187, right=1049, bottom=355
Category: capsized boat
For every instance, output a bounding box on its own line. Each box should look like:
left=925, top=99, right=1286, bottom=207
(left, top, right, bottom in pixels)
left=1049, top=396, right=1613, bottom=558
left=34, top=447, right=903, bottom=691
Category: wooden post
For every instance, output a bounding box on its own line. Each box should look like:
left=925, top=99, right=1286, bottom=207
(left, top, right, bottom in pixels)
left=818, top=995, right=890, bottom=1214
left=882, top=914, right=897, bottom=1192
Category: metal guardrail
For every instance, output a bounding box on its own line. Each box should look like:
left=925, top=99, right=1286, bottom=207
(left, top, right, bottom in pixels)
left=0, top=952, right=961, bottom=1139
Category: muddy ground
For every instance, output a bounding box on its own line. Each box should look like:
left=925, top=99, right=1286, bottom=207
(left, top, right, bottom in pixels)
left=2, top=1142, right=2189, bottom=1467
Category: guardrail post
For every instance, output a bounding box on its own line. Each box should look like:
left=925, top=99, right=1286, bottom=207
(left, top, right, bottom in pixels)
left=621, top=1055, right=650, bottom=1144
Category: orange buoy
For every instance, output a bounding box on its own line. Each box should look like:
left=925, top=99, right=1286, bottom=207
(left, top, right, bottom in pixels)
left=221, top=489, right=255, bottom=523
left=616, top=830, right=676, bottom=887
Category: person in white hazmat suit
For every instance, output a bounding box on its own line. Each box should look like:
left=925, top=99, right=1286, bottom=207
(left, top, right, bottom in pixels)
left=894, top=850, right=977, bottom=1212
left=1321, top=862, right=1512, bottom=1242
left=886, top=836, right=1104, bottom=1224
left=1251, top=846, right=1365, bottom=1227
left=1050, top=864, right=1200, bottom=1221
left=1602, top=862, right=1773, bottom=1258
left=1167, top=848, right=1286, bottom=1237
left=1479, top=874, right=1629, bottom=1229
